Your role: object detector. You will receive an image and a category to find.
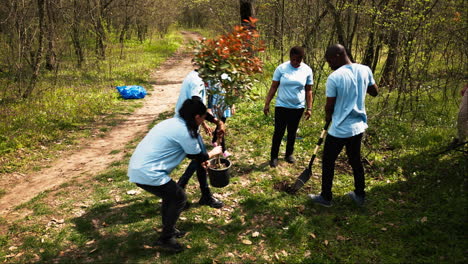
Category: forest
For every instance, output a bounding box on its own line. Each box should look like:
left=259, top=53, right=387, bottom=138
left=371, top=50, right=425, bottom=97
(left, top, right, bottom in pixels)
left=0, top=0, right=466, bottom=263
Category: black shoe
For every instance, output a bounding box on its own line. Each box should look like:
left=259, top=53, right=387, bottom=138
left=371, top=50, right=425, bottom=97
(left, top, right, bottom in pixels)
left=285, top=155, right=295, bottom=164
left=154, top=237, right=184, bottom=252
left=199, top=196, right=224, bottom=208
left=269, top=158, right=279, bottom=168
left=174, top=228, right=186, bottom=238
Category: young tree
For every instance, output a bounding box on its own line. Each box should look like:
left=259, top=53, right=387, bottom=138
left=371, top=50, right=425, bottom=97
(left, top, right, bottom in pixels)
left=192, top=18, right=265, bottom=118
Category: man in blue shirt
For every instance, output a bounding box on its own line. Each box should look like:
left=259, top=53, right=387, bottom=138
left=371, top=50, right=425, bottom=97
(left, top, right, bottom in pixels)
left=309, top=44, right=378, bottom=207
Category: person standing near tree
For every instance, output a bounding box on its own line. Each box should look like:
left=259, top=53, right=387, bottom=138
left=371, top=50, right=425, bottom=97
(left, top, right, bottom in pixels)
left=174, top=69, right=226, bottom=209
left=264, top=46, right=313, bottom=168
left=207, top=77, right=234, bottom=157
left=128, top=99, right=223, bottom=252
left=309, top=44, right=378, bottom=207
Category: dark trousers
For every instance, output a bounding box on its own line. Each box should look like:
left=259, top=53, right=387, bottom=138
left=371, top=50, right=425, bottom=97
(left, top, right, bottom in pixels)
left=177, top=160, right=211, bottom=197
left=212, top=117, right=227, bottom=152
left=270, top=107, right=304, bottom=159
left=136, top=180, right=186, bottom=240
left=321, top=133, right=365, bottom=201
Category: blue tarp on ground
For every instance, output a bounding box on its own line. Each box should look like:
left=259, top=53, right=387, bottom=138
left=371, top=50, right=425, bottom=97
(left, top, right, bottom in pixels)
left=116, top=85, right=147, bottom=99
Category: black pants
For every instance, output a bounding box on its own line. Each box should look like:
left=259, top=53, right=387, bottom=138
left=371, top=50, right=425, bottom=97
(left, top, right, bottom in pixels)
left=270, top=107, right=304, bottom=159
left=211, top=117, right=227, bottom=152
left=320, top=133, right=365, bottom=201
left=136, top=180, right=186, bottom=240
left=177, top=160, right=211, bottom=197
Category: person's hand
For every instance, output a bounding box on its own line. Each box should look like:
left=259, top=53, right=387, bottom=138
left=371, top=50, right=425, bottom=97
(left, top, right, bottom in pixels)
left=202, top=122, right=213, bottom=136
left=263, top=105, right=270, bottom=116
left=304, top=109, right=312, bottom=120
left=208, top=146, right=223, bottom=158
left=201, top=161, right=209, bottom=169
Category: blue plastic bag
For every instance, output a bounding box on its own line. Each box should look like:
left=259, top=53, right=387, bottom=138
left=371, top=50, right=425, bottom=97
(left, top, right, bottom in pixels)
left=116, top=85, right=147, bottom=99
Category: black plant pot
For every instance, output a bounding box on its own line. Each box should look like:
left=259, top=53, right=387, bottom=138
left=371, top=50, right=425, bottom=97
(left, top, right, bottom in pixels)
left=207, top=158, right=231, bottom=188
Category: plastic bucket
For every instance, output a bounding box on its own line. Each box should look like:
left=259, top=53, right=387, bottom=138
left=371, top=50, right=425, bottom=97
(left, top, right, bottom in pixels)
left=207, top=158, right=231, bottom=188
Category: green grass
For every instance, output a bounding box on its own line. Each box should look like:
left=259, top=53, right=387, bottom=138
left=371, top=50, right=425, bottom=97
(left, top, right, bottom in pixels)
left=0, top=84, right=466, bottom=263
left=0, top=30, right=183, bottom=174
left=0, top=31, right=466, bottom=263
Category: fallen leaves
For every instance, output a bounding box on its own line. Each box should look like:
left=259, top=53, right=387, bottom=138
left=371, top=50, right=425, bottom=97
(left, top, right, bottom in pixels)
left=126, top=189, right=141, bottom=195
left=242, top=239, right=252, bottom=245
left=336, top=235, right=348, bottom=241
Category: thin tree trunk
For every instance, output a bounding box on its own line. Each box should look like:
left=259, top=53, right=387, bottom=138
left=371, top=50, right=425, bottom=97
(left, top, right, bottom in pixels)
left=239, top=0, right=255, bottom=26
left=380, top=0, right=404, bottom=89
left=45, top=0, right=56, bottom=71
left=89, top=0, right=106, bottom=59
left=23, top=0, right=45, bottom=98
left=323, top=0, right=354, bottom=61
left=119, top=0, right=130, bottom=59
left=71, top=0, right=84, bottom=67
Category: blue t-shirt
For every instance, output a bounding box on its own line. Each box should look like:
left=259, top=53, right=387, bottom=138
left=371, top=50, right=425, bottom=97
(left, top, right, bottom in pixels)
left=128, top=117, right=202, bottom=186
left=326, top=63, right=376, bottom=138
left=273, top=61, right=313, bottom=109
left=207, top=82, right=231, bottom=118
left=174, top=70, right=206, bottom=117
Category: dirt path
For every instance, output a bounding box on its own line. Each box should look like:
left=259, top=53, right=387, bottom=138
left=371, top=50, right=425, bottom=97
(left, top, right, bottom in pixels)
left=0, top=31, right=200, bottom=216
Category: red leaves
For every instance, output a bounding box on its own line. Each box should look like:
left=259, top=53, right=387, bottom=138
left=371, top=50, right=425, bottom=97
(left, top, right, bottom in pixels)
left=192, top=18, right=265, bottom=109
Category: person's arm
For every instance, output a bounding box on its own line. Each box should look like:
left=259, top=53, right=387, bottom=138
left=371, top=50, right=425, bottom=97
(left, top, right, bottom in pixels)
left=304, top=84, right=313, bottom=120
left=325, top=97, right=336, bottom=122
left=264, top=81, right=280, bottom=115
left=205, top=112, right=225, bottom=138
left=186, top=146, right=223, bottom=163
left=367, top=84, right=378, bottom=97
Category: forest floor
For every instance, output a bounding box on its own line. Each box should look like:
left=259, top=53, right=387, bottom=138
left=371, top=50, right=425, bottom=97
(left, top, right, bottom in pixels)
left=0, top=31, right=200, bottom=217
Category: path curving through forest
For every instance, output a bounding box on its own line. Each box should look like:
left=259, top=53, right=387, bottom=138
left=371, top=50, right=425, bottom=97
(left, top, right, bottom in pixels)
left=0, top=31, right=200, bottom=217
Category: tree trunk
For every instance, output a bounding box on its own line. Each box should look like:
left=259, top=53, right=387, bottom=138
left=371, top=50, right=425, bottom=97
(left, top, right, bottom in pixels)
left=23, top=0, right=45, bottom=98
left=45, top=0, right=56, bottom=71
left=89, top=0, right=106, bottom=59
left=71, top=0, right=84, bottom=67
left=239, top=0, right=255, bottom=26
left=119, top=0, right=130, bottom=59
left=323, top=0, right=354, bottom=62
left=380, top=0, right=404, bottom=89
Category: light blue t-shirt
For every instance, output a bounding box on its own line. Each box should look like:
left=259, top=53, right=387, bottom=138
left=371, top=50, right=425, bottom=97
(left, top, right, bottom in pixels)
left=326, top=63, right=376, bottom=138
left=273, top=61, right=313, bottom=109
left=128, top=117, right=202, bottom=186
left=174, top=70, right=206, bottom=117
left=207, top=82, right=231, bottom=118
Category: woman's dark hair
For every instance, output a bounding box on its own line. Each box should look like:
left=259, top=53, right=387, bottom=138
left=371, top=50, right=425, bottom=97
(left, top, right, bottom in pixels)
left=290, top=46, right=305, bottom=57
left=179, top=98, right=207, bottom=138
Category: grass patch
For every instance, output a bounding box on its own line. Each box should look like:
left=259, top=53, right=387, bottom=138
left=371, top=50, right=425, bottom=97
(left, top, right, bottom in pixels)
left=0, top=30, right=184, bottom=175
left=1, top=86, right=466, bottom=263
left=0, top=30, right=465, bottom=264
